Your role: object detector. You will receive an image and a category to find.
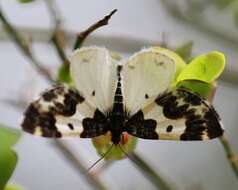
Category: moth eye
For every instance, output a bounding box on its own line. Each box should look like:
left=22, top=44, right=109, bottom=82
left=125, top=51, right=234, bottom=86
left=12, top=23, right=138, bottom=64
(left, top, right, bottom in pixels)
left=145, top=94, right=149, bottom=99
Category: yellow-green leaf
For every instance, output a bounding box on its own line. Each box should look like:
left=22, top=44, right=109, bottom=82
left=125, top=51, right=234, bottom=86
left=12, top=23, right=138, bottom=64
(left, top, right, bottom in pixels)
left=176, top=51, right=225, bottom=84
left=4, top=184, right=23, bottom=190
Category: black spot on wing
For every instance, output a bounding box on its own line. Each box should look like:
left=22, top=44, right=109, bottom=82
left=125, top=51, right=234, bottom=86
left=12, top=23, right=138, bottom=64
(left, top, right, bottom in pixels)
left=22, top=104, right=60, bottom=137
left=145, top=94, right=149, bottom=99
left=21, top=85, right=84, bottom=137
left=92, top=90, right=95, bottom=96
left=68, top=123, right=74, bottom=130
left=156, top=91, right=189, bottom=119
left=81, top=109, right=108, bottom=138
left=166, top=125, right=173, bottom=132
left=156, top=88, right=223, bottom=140
left=126, top=110, right=159, bottom=139
left=42, top=91, right=57, bottom=101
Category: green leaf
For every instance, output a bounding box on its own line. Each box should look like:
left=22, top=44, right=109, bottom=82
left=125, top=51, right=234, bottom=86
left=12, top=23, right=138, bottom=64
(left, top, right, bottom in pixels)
left=177, top=80, right=214, bottom=99
left=0, top=125, right=21, bottom=149
left=176, top=51, right=225, bottom=84
left=18, top=0, right=34, bottom=3
left=174, top=41, right=193, bottom=63
left=0, top=149, right=18, bottom=190
left=57, top=64, right=72, bottom=84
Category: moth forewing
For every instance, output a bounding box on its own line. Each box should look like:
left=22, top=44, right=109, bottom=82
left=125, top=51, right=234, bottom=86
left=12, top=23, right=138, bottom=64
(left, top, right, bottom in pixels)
left=69, top=47, right=118, bottom=113
left=123, top=49, right=176, bottom=115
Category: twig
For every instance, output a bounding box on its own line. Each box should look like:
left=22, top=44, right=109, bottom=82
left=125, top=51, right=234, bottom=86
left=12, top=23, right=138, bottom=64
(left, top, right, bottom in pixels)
left=53, top=140, right=108, bottom=190
left=44, top=0, right=69, bottom=67
left=73, top=9, right=117, bottom=49
left=130, top=152, right=174, bottom=190
left=219, top=136, right=238, bottom=178
left=0, top=6, right=54, bottom=83
left=44, top=0, right=61, bottom=28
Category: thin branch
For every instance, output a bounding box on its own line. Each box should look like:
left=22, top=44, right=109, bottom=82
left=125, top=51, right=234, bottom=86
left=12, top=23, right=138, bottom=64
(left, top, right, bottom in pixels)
left=44, top=0, right=61, bottom=29
left=130, top=152, right=174, bottom=190
left=44, top=0, right=69, bottom=66
left=219, top=136, right=238, bottom=178
left=51, top=31, right=69, bottom=65
left=53, top=140, right=108, bottom=190
left=73, top=9, right=117, bottom=49
left=0, top=6, right=54, bottom=83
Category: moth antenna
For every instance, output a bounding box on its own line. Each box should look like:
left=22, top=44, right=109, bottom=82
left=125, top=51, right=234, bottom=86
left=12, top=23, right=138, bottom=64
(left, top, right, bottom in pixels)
left=118, top=144, right=133, bottom=161
left=86, top=144, right=114, bottom=173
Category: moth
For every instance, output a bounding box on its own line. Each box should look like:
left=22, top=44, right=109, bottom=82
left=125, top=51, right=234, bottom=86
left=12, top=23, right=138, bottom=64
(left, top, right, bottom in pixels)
left=21, top=47, right=224, bottom=145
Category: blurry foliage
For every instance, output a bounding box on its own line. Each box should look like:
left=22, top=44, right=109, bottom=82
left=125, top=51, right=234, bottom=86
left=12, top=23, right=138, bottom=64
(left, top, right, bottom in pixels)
left=4, top=184, right=24, bottom=190
left=17, top=0, right=35, bottom=3
left=57, top=63, right=72, bottom=84
left=0, top=125, right=21, bottom=190
left=211, top=0, right=235, bottom=9
left=174, top=41, right=193, bottom=63
left=186, top=0, right=238, bottom=26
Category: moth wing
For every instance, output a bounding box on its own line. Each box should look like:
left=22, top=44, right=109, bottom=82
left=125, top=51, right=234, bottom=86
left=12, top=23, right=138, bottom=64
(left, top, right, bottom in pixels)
left=122, top=48, right=176, bottom=115
left=70, top=47, right=118, bottom=113
left=21, top=85, right=107, bottom=138
left=126, top=89, right=223, bottom=140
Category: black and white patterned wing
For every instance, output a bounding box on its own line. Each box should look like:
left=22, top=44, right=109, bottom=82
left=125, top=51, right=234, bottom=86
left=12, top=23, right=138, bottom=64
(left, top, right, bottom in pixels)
left=125, top=88, right=223, bottom=140
left=21, top=85, right=108, bottom=138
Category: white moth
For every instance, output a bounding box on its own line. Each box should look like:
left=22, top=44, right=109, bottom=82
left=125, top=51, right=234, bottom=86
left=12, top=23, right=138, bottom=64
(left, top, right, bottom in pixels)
left=21, top=47, right=223, bottom=144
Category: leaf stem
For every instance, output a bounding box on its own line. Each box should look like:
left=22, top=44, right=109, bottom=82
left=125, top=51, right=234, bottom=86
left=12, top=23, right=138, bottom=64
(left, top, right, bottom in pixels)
left=219, top=136, right=238, bottom=178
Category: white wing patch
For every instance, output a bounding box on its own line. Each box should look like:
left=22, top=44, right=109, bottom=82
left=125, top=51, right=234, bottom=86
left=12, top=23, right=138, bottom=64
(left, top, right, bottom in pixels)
left=70, top=47, right=118, bottom=113
left=123, top=49, right=176, bottom=115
